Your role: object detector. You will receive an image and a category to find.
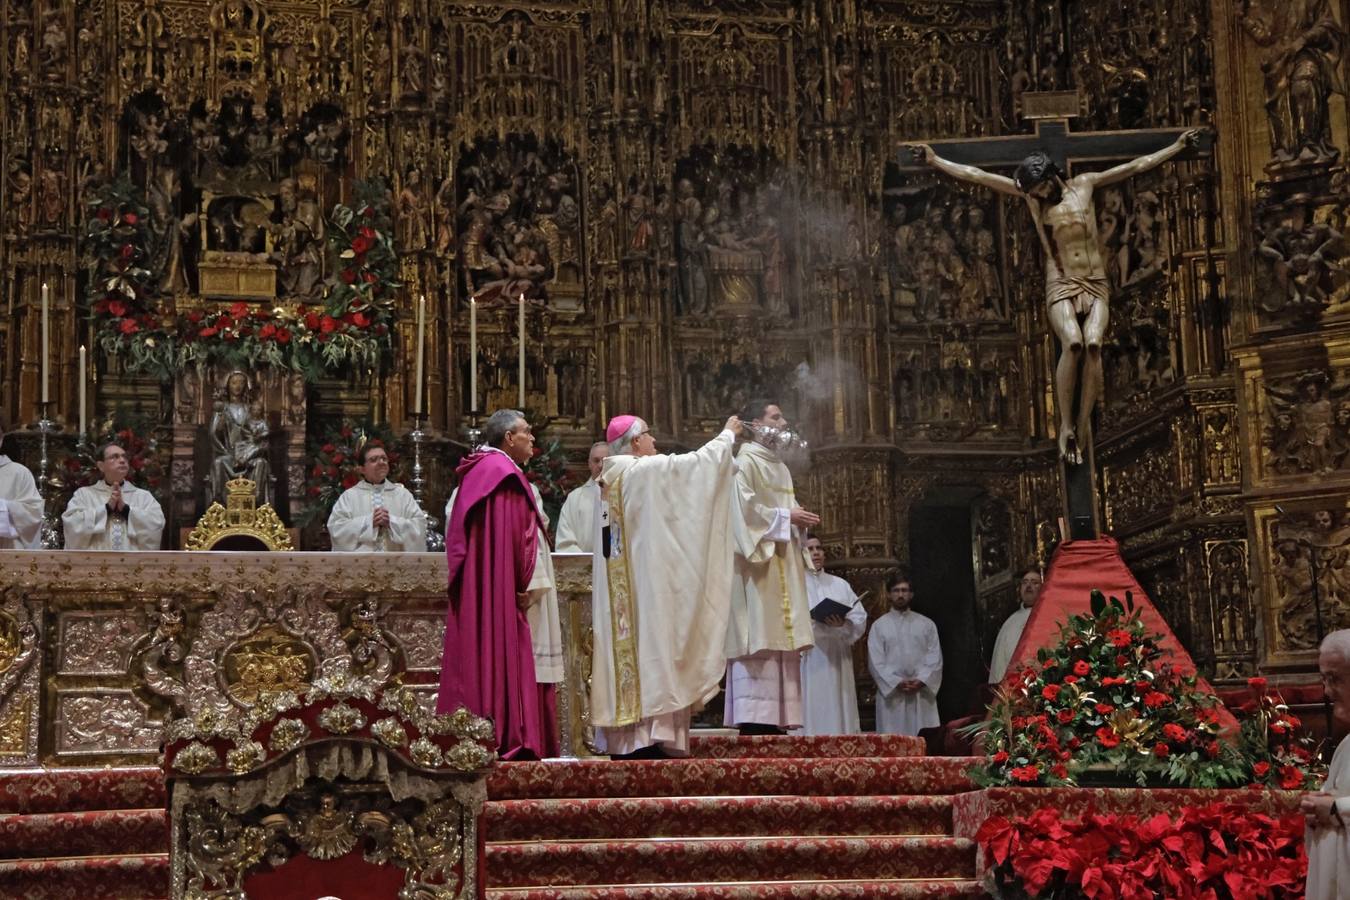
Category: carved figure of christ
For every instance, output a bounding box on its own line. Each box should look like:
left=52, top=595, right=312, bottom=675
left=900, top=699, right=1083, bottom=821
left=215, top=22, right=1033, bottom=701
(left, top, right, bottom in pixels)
left=907, top=125, right=1204, bottom=465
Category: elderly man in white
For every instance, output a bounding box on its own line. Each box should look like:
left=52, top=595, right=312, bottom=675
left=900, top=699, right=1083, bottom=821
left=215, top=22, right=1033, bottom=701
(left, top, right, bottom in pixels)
left=1303, top=629, right=1350, bottom=899
left=0, top=418, right=43, bottom=550
left=988, top=568, right=1044, bottom=683
left=327, top=443, right=427, bottom=552
left=62, top=441, right=165, bottom=551
left=554, top=441, right=608, bottom=553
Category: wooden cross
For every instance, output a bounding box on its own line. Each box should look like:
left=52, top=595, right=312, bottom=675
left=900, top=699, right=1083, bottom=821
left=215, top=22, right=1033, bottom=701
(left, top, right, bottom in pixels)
left=897, top=98, right=1211, bottom=540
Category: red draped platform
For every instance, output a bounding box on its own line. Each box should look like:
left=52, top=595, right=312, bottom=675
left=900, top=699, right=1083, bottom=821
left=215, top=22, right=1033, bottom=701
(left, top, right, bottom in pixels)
left=1004, top=535, right=1238, bottom=730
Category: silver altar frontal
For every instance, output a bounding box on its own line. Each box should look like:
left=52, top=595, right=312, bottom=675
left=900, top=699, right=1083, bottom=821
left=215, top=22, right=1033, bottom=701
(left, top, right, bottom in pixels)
left=0, top=550, right=596, bottom=766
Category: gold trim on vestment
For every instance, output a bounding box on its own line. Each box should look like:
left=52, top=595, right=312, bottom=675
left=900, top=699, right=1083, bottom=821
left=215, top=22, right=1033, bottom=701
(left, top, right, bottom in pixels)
left=776, top=552, right=795, bottom=640
left=604, top=472, right=642, bottom=726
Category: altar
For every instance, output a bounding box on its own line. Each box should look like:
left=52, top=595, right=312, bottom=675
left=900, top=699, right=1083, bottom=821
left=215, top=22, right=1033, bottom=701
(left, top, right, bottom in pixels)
left=0, top=549, right=597, bottom=767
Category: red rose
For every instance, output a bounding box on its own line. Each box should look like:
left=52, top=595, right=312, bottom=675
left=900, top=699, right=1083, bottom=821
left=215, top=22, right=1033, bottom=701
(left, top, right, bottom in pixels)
left=1153, top=742, right=1169, bottom=758
left=1253, top=761, right=1271, bottom=778
left=1063, top=675, right=1079, bottom=685
left=332, top=453, right=345, bottom=465
left=229, top=301, right=249, bottom=318
left=992, top=750, right=1009, bottom=764
left=1050, top=764, right=1068, bottom=780
left=359, top=225, right=376, bottom=239
left=218, top=315, right=234, bottom=330
left=1205, top=741, right=1220, bottom=759
left=1248, top=676, right=1268, bottom=692
left=1042, top=658, right=1056, bottom=670
left=320, top=316, right=338, bottom=334
left=200, top=326, right=218, bottom=338
left=1163, top=723, right=1187, bottom=742
left=1270, top=722, right=1288, bottom=736
left=321, top=444, right=336, bottom=454
left=1095, top=703, right=1114, bottom=715
left=119, top=318, right=139, bottom=335
left=1095, top=727, right=1120, bottom=749
left=1068, top=737, right=1081, bottom=750
left=350, top=235, right=373, bottom=255
left=259, top=323, right=277, bottom=339
left=1041, top=684, right=1061, bottom=701
left=123, top=212, right=139, bottom=225
left=307, top=486, right=322, bottom=497
left=1279, top=765, right=1304, bottom=789
left=1057, top=709, right=1075, bottom=724
left=351, top=311, right=370, bottom=328
left=1143, top=691, right=1170, bottom=709
left=304, top=312, right=322, bottom=330
left=327, top=466, right=339, bottom=478
left=340, top=268, right=357, bottom=284
left=341, top=474, right=359, bottom=489
left=187, top=310, right=204, bottom=324
left=1101, top=676, right=1127, bottom=687
left=1073, top=660, right=1091, bottom=676
left=276, top=328, right=291, bottom=344
left=107, top=300, right=128, bottom=318
left=311, top=465, right=324, bottom=477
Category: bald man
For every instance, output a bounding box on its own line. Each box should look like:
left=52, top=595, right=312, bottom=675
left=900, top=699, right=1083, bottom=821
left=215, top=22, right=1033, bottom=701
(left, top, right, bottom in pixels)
left=555, top=441, right=609, bottom=553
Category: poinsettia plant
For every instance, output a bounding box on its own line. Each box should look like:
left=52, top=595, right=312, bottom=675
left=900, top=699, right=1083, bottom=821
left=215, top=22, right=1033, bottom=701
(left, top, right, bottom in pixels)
left=296, top=418, right=403, bottom=528
left=81, top=177, right=399, bottom=382
left=970, top=590, right=1248, bottom=788
left=977, top=802, right=1306, bottom=899
left=1238, top=676, right=1324, bottom=791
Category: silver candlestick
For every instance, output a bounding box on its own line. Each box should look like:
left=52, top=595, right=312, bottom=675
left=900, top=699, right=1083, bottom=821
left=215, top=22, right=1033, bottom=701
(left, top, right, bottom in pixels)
left=408, top=413, right=444, bottom=552
left=29, top=402, right=64, bottom=549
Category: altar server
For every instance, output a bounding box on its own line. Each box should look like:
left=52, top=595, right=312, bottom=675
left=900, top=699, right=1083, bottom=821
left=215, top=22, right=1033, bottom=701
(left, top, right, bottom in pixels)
left=327, top=443, right=426, bottom=552
left=0, top=419, right=43, bottom=550
left=1304, top=629, right=1350, bottom=899
left=554, top=441, right=608, bottom=553
left=868, top=572, right=942, bottom=737
left=62, top=441, right=165, bottom=551
left=988, top=568, right=1044, bottom=683
left=799, top=535, right=866, bottom=735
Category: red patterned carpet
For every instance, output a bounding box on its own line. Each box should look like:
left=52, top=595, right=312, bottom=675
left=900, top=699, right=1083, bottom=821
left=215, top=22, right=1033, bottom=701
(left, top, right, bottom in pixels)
left=0, top=767, right=168, bottom=900
left=483, top=734, right=986, bottom=899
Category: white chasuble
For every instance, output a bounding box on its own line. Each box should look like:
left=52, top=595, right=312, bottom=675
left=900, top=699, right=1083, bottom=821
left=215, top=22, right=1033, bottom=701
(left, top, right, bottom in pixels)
left=799, top=569, right=867, bottom=736
left=590, top=429, right=738, bottom=753
left=61, top=481, right=165, bottom=551
left=555, top=479, right=600, bottom=553
left=1307, top=734, right=1350, bottom=899
left=867, top=608, right=942, bottom=737
left=0, top=456, right=43, bottom=549
left=988, top=605, right=1032, bottom=683
left=328, top=480, right=427, bottom=552
left=445, top=477, right=562, bottom=685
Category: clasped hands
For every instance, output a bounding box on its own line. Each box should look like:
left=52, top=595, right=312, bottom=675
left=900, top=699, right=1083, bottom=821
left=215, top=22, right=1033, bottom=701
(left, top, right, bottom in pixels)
left=1301, top=791, right=1342, bottom=830
left=106, top=484, right=127, bottom=515
left=371, top=507, right=391, bottom=529
left=897, top=679, right=926, bottom=693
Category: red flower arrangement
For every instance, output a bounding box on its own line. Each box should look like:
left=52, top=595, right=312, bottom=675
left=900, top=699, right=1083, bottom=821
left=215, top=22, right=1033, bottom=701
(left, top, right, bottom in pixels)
left=522, top=434, right=573, bottom=534
left=972, top=591, right=1247, bottom=788
left=82, top=178, right=399, bottom=383
left=1240, top=676, right=1323, bottom=791
left=977, top=802, right=1306, bottom=899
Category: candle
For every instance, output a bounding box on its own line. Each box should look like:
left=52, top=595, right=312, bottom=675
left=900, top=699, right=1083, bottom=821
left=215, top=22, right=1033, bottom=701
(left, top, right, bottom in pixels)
left=469, top=295, right=478, bottom=412
left=517, top=292, right=526, bottom=408
left=413, top=294, right=426, bottom=416
left=40, top=282, right=49, bottom=404
left=78, top=345, right=87, bottom=436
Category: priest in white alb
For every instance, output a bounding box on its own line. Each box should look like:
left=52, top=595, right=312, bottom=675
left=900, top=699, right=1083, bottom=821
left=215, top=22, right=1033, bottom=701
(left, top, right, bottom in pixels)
left=988, top=568, right=1044, bottom=683
left=591, top=412, right=742, bottom=758
left=725, top=400, right=817, bottom=735
left=327, top=443, right=427, bottom=552
left=62, top=441, right=165, bottom=551
left=1304, top=629, right=1350, bottom=899
left=868, top=572, right=942, bottom=737
left=0, top=418, right=43, bottom=550
left=799, top=535, right=867, bottom=735
left=554, top=441, right=608, bottom=553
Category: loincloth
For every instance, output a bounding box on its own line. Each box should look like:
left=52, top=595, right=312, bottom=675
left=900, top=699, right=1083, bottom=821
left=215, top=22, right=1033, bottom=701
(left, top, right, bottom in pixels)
left=1046, top=276, right=1109, bottom=317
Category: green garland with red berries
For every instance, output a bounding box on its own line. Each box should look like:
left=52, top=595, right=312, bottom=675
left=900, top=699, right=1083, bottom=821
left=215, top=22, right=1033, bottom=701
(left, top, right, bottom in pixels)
left=82, top=176, right=399, bottom=383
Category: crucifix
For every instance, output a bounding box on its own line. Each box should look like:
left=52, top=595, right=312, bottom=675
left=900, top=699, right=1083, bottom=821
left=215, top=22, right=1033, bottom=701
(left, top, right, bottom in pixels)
left=899, top=93, right=1211, bottom=539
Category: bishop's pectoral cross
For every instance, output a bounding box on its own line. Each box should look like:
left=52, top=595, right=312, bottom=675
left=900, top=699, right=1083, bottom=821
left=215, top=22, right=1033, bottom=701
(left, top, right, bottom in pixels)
left=899, top=93, right=1210, bottom=540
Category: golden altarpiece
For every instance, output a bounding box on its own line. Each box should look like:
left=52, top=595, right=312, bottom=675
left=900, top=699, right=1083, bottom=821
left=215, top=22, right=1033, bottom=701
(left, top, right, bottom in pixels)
left=1, top=0, right=1350, bottom=761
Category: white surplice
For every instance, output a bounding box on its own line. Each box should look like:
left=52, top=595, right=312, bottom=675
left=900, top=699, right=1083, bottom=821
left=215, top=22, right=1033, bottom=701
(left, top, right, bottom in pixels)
left=591, top=429, right=738, bottom=756
left=723, top=441, right=814, bottom=729
left=555, top=478, right=599, bottom=553
left=328, top=480, right=427, bottom=552
left=799, top=569, right=867, bottom=735
left=61, top=481, right=165, bottom=551
left=446, top=476, right=562, bottom=685
left=867, top=608, right=942, bottom=737
left=1307, top=734, right=1350, bottom=900
left=0, top=456, right=43, bottom=550
left=988, top=605, right=1032, bottom=683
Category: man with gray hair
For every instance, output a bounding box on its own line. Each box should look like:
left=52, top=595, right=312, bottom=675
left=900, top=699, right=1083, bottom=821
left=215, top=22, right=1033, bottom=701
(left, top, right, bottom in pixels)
left=0, top=416, right=43, bottom=550
left=438, top=409, right=560, bottom=759
left=1305, top=628, right=1350, bottom=898
left=555, top=441, right=609, bottom=553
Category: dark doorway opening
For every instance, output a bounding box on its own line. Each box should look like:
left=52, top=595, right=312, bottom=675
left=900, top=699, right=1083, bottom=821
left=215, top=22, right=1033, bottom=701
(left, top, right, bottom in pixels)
left=908, top=503, right=981, bottom=723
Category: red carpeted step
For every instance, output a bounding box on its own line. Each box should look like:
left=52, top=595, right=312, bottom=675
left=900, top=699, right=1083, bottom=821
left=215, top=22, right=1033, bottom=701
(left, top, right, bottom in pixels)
left=484, top=794, right=952, bottom=841
left=485, top=835, right=976, bottom=888
left=486, top=879, right=987, bottom=898
left=0, top=808, right=169, bottom=858
left=487, top=756, right=978, bottom=801
left=0, top=853, right=169, bottom=899
left=0, top=767, right=165, bottom=814
left=686, top=734, right=925, bottom=759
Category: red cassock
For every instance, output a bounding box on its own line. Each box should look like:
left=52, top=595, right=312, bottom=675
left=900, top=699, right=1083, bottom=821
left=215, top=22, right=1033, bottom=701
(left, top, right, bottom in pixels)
left=437, top=449, right=557, bottom=759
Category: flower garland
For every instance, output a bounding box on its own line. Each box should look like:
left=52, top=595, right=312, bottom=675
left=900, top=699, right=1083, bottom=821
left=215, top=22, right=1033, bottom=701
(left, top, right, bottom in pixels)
left=973, top=591, right=1249, bottom=788
left=296, top=419, right=403, bottom=528
left=82, top=177, right=399, bottom=382
left=977, top=803, right=1306, bottom=899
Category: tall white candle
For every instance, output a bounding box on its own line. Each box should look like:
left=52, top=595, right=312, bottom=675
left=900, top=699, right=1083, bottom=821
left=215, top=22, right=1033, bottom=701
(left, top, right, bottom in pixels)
left=469, top=295, right=478, bottom=412
left=517, top=292, right=526, bottom=408
left=78, top=345, right=87, bottom=435
left=413, top=294, right=426, bottom=416
left=40, top=282, right=49, bottom=404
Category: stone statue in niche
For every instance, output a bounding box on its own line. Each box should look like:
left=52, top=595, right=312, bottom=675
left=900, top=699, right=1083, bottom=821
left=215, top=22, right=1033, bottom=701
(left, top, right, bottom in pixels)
left=1273, top=509, right=1350, bottom=651
left=149, top=168, right=199, bottom=295
left=1239, top=0, right=1346, bottom=166
left=208, top=371, right=273, bottom=508
left=1263, top=371, right=1350, bottom=475
left=270, top=176, right=325, bottom=300
left=397, top=167, right=431, bottom=253
left=1255, top=206, right=1347, bottom=319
